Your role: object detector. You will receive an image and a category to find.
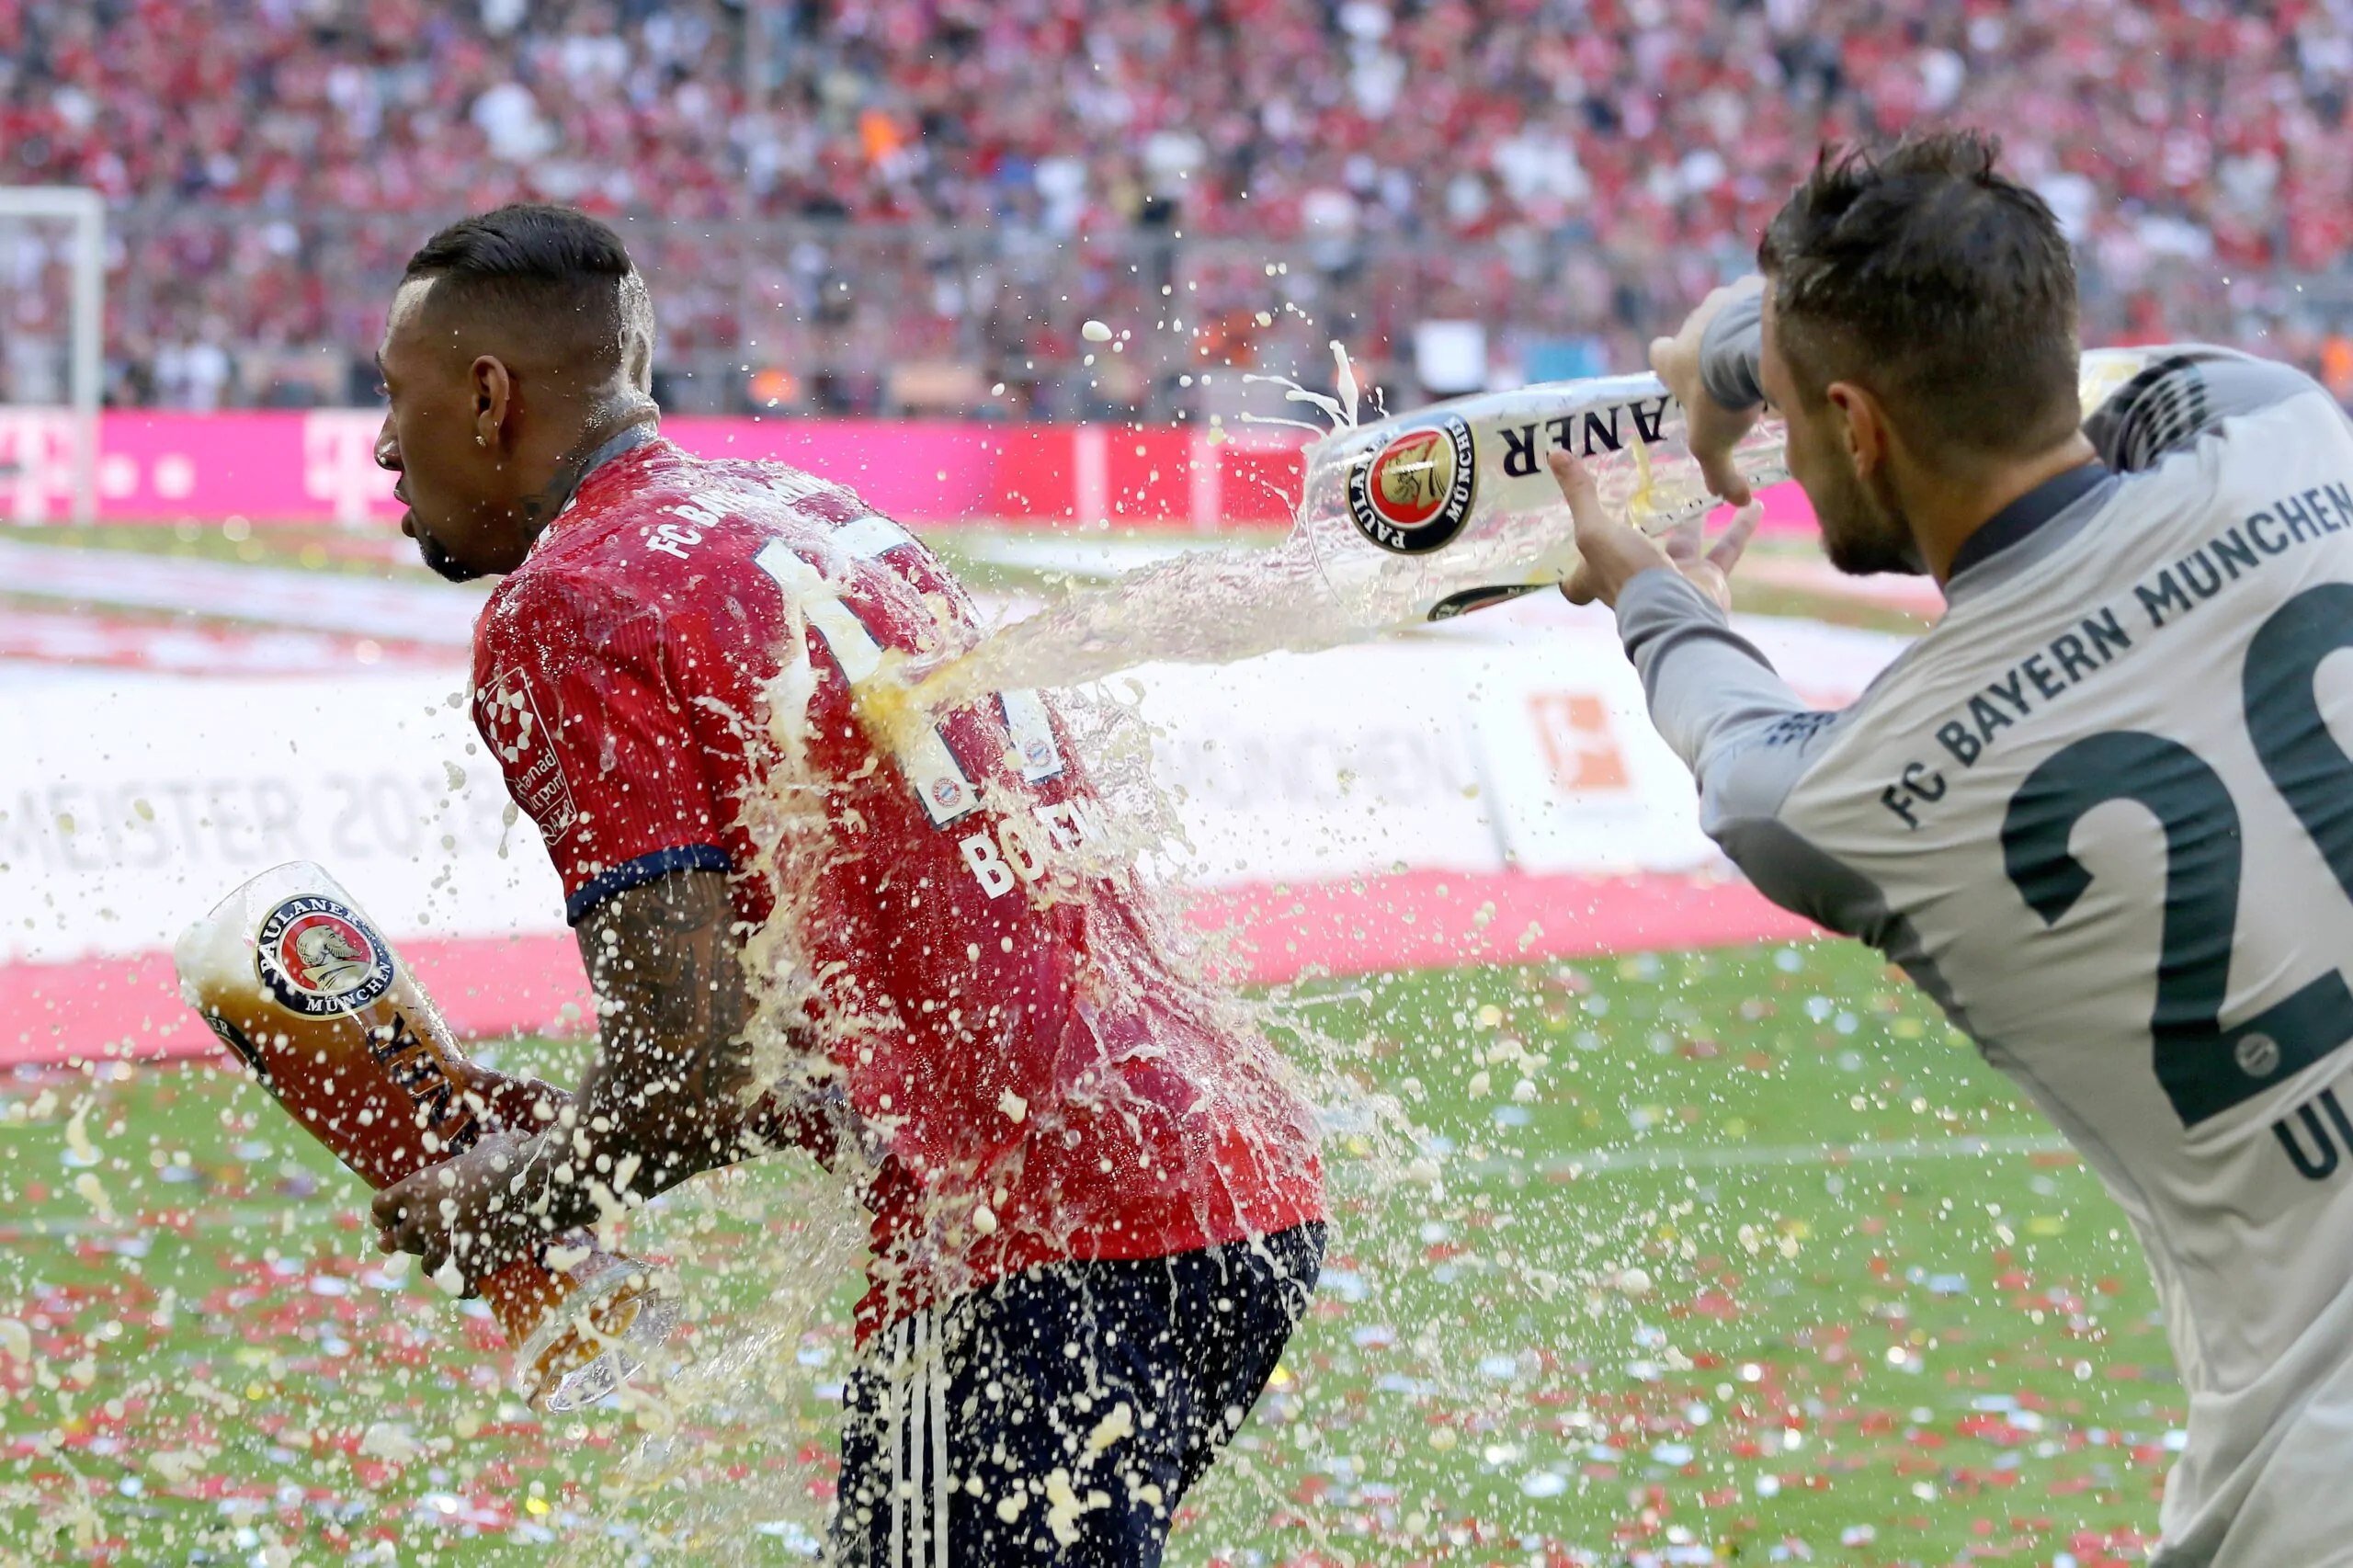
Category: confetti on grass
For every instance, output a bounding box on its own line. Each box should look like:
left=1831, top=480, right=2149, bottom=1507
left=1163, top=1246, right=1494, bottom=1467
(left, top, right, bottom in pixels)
left=0, top=944, right=2177, bottom=1562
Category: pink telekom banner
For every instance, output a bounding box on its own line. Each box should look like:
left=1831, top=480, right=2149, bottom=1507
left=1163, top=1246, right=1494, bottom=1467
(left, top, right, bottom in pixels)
left=0, top=409, right=1307, bottom=530
left=0, top=409, right=1819, bottom=537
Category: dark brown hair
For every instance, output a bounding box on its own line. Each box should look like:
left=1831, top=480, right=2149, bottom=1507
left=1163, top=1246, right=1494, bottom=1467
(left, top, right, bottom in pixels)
left=1759, top=133, right=2081, bottom=460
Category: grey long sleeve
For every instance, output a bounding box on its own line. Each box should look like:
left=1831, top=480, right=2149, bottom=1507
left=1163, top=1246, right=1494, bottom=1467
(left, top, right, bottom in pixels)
left=1698, top=290, right=1766, bottom=414
left=1615, top=569, right=1919, bottom=949
left=1615, top=569, right=1842, bottom=837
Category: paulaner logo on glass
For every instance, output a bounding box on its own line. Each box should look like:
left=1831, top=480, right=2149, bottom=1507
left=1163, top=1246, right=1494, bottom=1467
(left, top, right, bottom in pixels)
left=255, top=894, right=394, bottom=1017
left=1347, top=415, right=1478, bottom=554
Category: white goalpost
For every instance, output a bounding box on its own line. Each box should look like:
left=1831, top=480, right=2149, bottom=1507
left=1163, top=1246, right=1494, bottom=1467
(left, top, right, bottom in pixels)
left=0, top=186, right=105, bottom=524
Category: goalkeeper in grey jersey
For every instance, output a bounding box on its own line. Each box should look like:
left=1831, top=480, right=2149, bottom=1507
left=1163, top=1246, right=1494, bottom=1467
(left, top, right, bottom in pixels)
left=1556, top=131, right=2353, bottom=1566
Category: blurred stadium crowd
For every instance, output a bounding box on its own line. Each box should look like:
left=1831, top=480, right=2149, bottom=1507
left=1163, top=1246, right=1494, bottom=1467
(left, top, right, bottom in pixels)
left=6, top=0, right=2353, bottom=416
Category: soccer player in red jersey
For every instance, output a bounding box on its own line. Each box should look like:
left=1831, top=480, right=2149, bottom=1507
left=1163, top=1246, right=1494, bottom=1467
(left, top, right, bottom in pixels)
left=365, top=206, right=1326, bottom=1564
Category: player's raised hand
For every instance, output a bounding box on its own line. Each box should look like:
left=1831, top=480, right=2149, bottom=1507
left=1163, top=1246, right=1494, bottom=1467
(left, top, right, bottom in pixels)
left=1657, top=495, right=1761, bottom=614
left=1649, top=275, right=1766, bottom=508
left=1552, top=449, right=1756, bottom=614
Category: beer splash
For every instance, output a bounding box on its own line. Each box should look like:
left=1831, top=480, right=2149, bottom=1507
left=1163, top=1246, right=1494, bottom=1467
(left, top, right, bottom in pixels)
left=560, top=507, right=1401, bottom=1561
left=847, top=344, right=1368, bottom=761
left=563, top=352, right=1783, bottom=1555
left=557, top=782, right=1362, bottom=1562
left=854, top=347, right=1788, bottom=756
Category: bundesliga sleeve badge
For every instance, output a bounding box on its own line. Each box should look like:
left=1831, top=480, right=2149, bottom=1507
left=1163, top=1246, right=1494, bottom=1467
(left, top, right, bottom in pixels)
left=479, top=666, right=578, bottom=839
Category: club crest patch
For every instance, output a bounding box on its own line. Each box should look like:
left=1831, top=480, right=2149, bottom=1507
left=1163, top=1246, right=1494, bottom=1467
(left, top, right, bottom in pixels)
left=1347, top=415, right=1477, bottom=554
left=255, top=895, right=394, bottom=1017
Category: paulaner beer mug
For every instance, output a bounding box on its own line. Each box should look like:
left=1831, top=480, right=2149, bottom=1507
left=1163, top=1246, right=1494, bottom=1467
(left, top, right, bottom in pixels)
left=174, top=861, right=676, bottom=1411
left=1292, top=372, right=1790, bottom=628
left=1293, top=349, right=2159, bottom=631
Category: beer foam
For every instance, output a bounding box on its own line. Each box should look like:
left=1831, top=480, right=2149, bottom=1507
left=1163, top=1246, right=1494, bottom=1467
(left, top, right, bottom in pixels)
left=879, top=362, right=1787, bottom=725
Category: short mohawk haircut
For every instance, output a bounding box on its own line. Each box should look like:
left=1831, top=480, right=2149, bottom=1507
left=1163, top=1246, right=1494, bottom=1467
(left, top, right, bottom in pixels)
left=403, top=204, right=653, bottom=381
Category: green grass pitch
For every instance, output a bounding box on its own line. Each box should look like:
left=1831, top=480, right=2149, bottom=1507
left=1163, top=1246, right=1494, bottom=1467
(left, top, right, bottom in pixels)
left=0, top=940, right=2167, bottom=1566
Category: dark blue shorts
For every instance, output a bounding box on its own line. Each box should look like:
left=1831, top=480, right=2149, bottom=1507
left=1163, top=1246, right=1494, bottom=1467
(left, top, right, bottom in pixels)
left=831, top=1222, right=1324, bottom=1568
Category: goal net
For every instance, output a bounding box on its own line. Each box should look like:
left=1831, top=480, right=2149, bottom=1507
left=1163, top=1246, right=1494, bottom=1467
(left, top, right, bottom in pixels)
left=0, top=187, right=104, bottom=524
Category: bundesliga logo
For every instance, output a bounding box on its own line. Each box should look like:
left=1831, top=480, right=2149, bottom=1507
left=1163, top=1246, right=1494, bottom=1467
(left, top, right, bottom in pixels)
left=254, top=895, right=395, bottom=1017
left=1346, top=414, right=1478, bottom=555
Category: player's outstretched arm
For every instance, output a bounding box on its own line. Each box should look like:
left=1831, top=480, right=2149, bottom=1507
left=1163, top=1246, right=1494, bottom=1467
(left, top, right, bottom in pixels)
left=1545, top=447, right=1844, bottom=890
left=1552, top=448, right=1757, bottom=611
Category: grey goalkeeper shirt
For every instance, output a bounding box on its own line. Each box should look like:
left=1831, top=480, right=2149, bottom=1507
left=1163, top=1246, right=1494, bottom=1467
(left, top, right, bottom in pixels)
left=1626, top=332, right=2353, bottom=1567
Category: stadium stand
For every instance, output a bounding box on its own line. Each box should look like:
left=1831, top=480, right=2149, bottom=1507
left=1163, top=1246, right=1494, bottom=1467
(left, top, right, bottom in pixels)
left=5, top=0, right=2353, bottom=414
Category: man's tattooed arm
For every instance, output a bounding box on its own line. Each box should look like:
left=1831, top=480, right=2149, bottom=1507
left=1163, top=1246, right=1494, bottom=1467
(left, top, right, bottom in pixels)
left=372, top=868, right=845, bottom=1282
left=574, top=869, right=756, bottom=1187
left=515, top=869, right=760, bottom=1235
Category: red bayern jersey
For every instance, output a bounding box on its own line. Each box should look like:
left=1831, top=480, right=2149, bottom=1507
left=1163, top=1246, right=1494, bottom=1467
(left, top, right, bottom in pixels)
left=470, top=437, right=1324, bottom=1335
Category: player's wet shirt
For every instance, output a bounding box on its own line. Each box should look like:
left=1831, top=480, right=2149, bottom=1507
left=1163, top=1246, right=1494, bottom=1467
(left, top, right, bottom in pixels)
left=469, top=438, right=1324, bottom=1338
left=1625, top=344, right=2353, bottom=1565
